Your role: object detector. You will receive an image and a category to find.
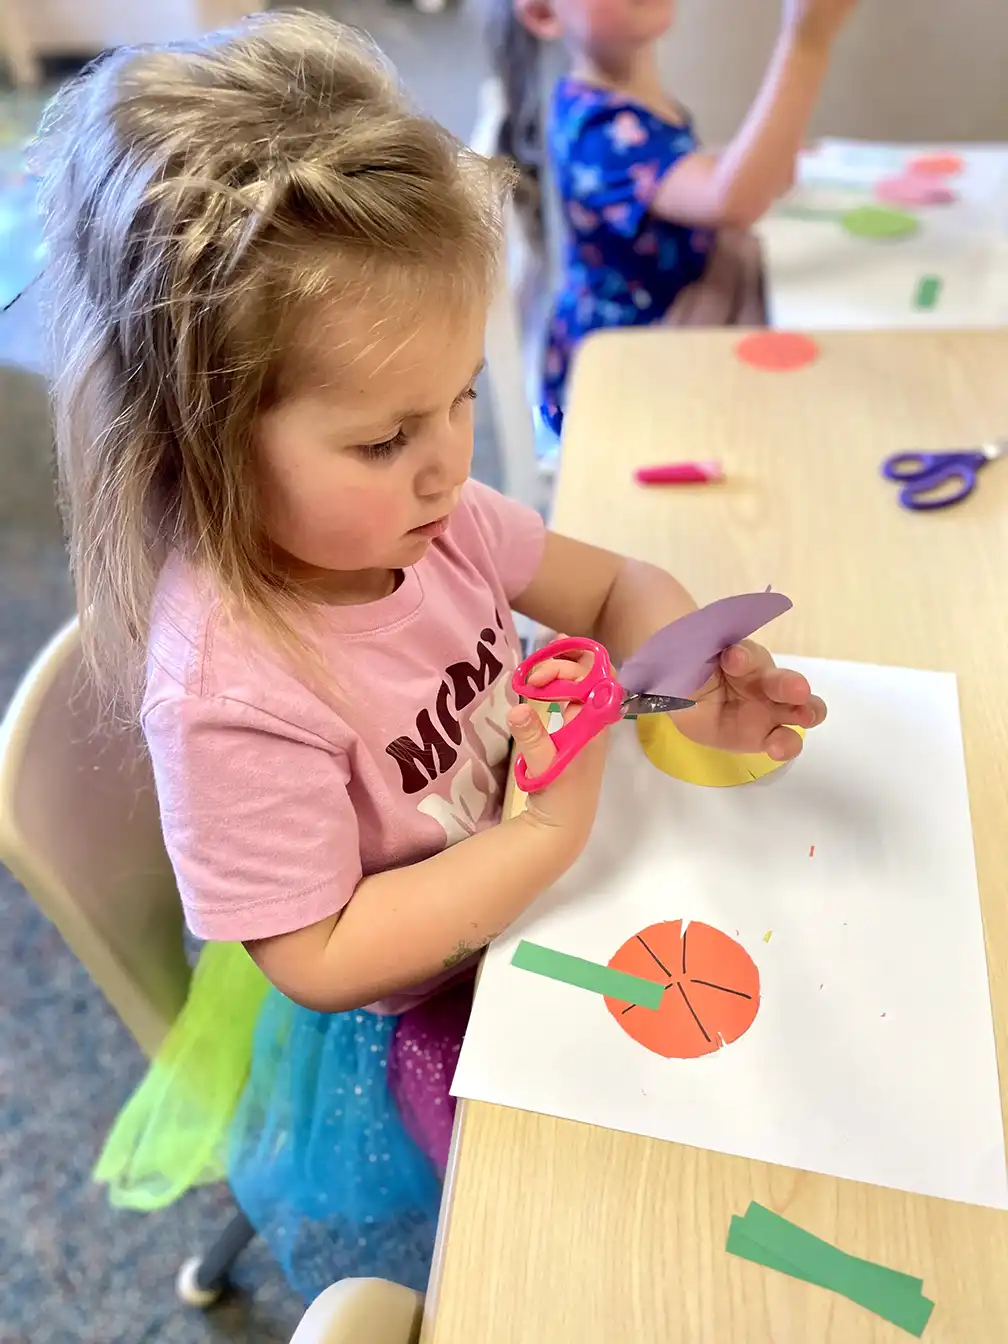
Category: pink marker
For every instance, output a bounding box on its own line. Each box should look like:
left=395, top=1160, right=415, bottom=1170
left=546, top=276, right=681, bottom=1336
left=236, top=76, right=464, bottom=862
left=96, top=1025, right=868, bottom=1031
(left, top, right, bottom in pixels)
left=634, top=460, right=724, bottom=486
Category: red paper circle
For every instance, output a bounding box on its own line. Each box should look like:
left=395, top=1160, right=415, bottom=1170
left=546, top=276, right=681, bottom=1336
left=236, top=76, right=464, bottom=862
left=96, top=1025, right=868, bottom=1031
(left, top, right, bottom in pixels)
left=907, top=153, right=964, bottom=178
left=735, top=331, right=819, bottom=373
left=605, top=920, right=760, bottom=1058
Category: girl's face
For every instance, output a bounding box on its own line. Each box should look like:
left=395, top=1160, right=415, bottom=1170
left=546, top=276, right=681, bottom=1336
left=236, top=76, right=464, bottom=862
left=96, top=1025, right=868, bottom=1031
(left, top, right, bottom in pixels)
left=255, top=294, right=485, bottom=600
left=523, top=0, right=675, bottom=60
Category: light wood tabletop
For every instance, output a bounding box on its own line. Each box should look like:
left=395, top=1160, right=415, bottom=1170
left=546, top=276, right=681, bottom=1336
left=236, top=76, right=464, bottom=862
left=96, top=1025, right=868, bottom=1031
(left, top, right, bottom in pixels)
left=422, top=329, right=1008, bottom=1344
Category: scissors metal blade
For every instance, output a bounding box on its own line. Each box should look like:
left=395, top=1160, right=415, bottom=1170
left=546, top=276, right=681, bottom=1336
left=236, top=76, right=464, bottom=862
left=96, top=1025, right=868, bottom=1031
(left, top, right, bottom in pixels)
left=621, top=693, right=695, bottom=717
left=980, top=440, right=1007, bottom=461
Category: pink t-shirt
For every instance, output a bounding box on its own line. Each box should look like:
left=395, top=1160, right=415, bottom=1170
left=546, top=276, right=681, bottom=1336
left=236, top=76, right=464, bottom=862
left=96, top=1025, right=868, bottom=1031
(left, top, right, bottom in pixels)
left=143, top=479, right=546, bottom=1012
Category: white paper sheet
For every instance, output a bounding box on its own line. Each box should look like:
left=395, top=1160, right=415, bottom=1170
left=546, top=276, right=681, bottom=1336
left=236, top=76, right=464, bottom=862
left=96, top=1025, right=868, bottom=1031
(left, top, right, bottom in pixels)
left=453, top=657, right=1008, bottom=1210
left=758, top=139, right=1008, bottom=329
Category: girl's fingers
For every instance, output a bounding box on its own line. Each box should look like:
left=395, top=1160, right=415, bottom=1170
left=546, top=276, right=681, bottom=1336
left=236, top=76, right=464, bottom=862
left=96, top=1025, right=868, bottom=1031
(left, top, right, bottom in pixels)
left=770, top=694, right=828, bottom=729
left=723, top=643, right=826, bottom=723
left=765, top=724, right=804, bottom=762
left=524, top=652, right=594, bottom=687
left=508, top=705, right=556, bottom=777
left=720, top=640, right=773, bottom=681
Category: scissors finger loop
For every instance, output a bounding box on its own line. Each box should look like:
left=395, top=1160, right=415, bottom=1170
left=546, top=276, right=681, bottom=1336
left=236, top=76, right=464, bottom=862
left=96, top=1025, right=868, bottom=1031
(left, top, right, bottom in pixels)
left=882, top=452, right=935, bottom=481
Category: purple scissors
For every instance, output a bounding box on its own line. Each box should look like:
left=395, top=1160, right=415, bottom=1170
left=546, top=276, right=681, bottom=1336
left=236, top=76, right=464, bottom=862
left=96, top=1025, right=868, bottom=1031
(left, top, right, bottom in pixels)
left=511, top=637, right=695, bottom=794
left=881, top=440, right=1004, bottom=511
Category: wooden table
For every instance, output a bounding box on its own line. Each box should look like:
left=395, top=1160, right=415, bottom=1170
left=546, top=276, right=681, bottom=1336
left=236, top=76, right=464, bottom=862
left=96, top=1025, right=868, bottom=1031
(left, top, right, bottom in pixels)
left=423, top=329, right=1008, bottom=1343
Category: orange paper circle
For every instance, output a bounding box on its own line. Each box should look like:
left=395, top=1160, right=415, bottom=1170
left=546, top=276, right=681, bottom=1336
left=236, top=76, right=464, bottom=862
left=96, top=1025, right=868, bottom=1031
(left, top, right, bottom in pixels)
left=605, top=920, right=760, bottom=1058
left=735, top=331, right=819, bottom=373
left=907, top=153, right=964, bottom=178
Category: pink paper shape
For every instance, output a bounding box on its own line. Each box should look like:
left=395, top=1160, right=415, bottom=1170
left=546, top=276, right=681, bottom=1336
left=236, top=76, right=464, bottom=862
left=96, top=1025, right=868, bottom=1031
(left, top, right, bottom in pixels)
left=620, top=591, right=793, bottom=697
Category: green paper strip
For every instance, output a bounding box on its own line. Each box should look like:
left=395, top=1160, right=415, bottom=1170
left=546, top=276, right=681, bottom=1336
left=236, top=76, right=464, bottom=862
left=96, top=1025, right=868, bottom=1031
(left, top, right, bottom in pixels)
left=511, top=940, right=663, bottom=1009
left=914, top=275, right=942, bottom=310
left=740, top=1202, right=923, bottom=1293
left=727, top=1224, right=934, bottom=1337
left=726, top=1209, right=934, bottom=1337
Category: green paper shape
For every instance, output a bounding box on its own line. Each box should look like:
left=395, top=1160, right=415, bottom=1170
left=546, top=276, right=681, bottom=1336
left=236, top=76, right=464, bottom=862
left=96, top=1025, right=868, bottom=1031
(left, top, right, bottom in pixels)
left=511, top=940, right=663, bottom=1008
left=726, top=1209, right=935, bottom=1337
left=842, top=204, right=919, bottom=241
left=727, top=1224, right=934, bottom=1337
left=914, top=275, right=942, bottom=309
left=740, top=1202, right=923, bottom=1293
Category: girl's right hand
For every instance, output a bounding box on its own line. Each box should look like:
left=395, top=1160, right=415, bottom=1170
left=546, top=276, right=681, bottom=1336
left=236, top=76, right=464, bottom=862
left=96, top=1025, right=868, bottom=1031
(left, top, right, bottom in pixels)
left=784, top=0, right=858, bottom=48
left=509, top=700, right=608, bottom=854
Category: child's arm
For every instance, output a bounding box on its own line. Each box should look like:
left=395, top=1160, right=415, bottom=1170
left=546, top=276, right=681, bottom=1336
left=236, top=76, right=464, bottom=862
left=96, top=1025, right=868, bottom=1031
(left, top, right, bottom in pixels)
left=249, top=692, right=607, bottom=1013
left=650, top=0, right=857, bottom=229
left=249, top=535, right=687, bottom=1012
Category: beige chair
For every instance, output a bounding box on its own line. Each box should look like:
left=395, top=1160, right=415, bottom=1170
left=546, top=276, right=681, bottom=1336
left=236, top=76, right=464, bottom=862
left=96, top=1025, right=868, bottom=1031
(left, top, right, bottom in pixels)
left=0, top=617, right=189, bottom=1058
left=0, top=617, right=258, bottom=1304
left=290, top=1279, right=424, bottom=1344
left=0, top=621, right=433, bottom=1328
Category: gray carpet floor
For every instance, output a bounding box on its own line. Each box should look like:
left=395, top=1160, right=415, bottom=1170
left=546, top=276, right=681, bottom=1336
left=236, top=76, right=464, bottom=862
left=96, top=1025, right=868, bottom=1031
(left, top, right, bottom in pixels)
left=0, top=2, right=498, bottom=1339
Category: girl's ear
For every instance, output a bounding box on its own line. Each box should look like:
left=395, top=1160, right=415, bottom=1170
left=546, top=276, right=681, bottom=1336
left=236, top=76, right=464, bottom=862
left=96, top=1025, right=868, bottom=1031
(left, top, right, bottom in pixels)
left=514, top=0, right=564, bottom=42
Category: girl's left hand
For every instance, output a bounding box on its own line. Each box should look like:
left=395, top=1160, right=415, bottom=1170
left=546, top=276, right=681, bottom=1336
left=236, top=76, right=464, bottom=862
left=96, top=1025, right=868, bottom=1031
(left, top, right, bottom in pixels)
left=675, top=640, right=826, bottom=760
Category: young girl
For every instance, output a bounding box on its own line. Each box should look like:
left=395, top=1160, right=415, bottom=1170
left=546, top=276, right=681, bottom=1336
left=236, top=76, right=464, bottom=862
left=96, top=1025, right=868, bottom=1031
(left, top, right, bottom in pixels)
left=37, top=10, right=825, bottom=1301
left=488, top=0, right=858, bottom=436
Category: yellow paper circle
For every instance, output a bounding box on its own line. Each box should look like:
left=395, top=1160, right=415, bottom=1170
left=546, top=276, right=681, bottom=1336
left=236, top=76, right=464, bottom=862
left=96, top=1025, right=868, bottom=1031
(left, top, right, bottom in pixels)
left=637, top=714, right=803, bottom=788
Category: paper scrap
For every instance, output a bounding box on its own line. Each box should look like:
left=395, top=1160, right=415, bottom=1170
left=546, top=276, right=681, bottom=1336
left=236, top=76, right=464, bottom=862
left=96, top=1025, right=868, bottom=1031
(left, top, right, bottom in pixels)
left=908, top=152, right=964, bottom=177
left=727, top=1203, right=934, bottom=1337
left=841, top=204, right=919, bottom=241
left=763, top=930, right=773, bottom=943
left=620, top=591, right=793, bottom=700
left=735, top=330, right=819, bottom=372
left=511, top=940, right=663, bottom=1009
left=877, top=175, right=956, bottom=207
left=914, top=275, right=942, bottom=310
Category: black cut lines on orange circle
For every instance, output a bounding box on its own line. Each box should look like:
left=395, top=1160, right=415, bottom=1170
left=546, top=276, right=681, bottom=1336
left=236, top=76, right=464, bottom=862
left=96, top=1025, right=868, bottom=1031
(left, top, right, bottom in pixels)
left=621, top=931, right=754, bottom=1033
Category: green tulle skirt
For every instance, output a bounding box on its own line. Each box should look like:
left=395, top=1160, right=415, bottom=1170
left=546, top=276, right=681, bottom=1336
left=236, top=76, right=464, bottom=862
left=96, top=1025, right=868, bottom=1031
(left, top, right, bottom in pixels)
left=93, top=941, right=269, bottom=1211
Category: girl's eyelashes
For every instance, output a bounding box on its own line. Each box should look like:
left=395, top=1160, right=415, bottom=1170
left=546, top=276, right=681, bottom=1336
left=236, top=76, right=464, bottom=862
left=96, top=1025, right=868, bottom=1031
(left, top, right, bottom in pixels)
left=358, top=430, right=407, bottom=461
left=355, top=385, right=477, bottom=460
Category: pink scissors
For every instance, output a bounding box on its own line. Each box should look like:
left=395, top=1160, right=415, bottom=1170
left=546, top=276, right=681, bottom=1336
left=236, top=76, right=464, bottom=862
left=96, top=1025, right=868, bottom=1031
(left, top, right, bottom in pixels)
left=511, top=636, right=696, bottom=793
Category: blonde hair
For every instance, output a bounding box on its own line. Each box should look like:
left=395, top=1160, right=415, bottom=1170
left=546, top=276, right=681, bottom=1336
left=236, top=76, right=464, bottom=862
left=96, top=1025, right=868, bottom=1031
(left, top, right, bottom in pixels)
left=36, top=8, right=512, bottom=707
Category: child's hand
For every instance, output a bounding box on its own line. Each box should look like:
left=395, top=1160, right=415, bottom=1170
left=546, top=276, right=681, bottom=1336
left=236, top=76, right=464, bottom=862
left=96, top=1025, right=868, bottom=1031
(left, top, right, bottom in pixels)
left=675, top=640, right=826, bottom=761
left=783, top=0, right=858, bottom=48
left=509, top=645, right=608, bottom=851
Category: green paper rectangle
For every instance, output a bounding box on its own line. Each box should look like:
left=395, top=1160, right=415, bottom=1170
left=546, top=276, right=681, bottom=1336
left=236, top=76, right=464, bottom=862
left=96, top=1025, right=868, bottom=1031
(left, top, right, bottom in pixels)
left=740, top=1202, right=923, bottom=1293
left=914, top=275, right=942, bottom=310
left=511, top=940, right=663, bottom=1008
left=726, top=1211, right=934, bottom=1337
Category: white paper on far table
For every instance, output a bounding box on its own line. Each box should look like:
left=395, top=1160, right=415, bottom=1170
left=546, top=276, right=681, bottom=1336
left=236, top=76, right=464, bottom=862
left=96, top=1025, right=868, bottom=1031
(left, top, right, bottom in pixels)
left=452, top=657, right=1008, bottom=1211
left=757, top=138, right=1008, bottom=330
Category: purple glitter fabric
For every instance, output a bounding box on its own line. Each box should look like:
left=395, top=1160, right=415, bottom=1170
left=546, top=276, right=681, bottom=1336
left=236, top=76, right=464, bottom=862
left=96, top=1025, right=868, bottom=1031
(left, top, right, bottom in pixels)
left=387, top=977, right=474, bottom=1174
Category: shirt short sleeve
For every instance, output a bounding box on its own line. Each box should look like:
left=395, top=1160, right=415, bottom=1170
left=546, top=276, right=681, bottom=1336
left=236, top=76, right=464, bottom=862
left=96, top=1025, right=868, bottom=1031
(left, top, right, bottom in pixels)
left=460, top=479, right=546, bottom=601
left=564, top=103, right=698, bottom=240
left=143, top=691, right=361, bottom=942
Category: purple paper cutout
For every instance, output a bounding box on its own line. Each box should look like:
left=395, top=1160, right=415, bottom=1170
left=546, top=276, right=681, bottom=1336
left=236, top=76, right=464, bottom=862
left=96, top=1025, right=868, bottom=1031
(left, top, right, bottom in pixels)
left=621, top=591, right=793, bottom=698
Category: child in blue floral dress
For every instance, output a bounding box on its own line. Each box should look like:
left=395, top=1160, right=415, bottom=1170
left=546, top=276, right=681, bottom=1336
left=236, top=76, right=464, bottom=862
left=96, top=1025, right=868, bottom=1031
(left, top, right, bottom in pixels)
left=486, top=0, right=858, bottom=437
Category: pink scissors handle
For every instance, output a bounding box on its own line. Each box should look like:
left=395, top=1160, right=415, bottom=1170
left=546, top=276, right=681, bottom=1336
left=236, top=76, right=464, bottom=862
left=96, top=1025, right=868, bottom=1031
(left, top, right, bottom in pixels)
left=511, top=637, right=625, bottom=793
